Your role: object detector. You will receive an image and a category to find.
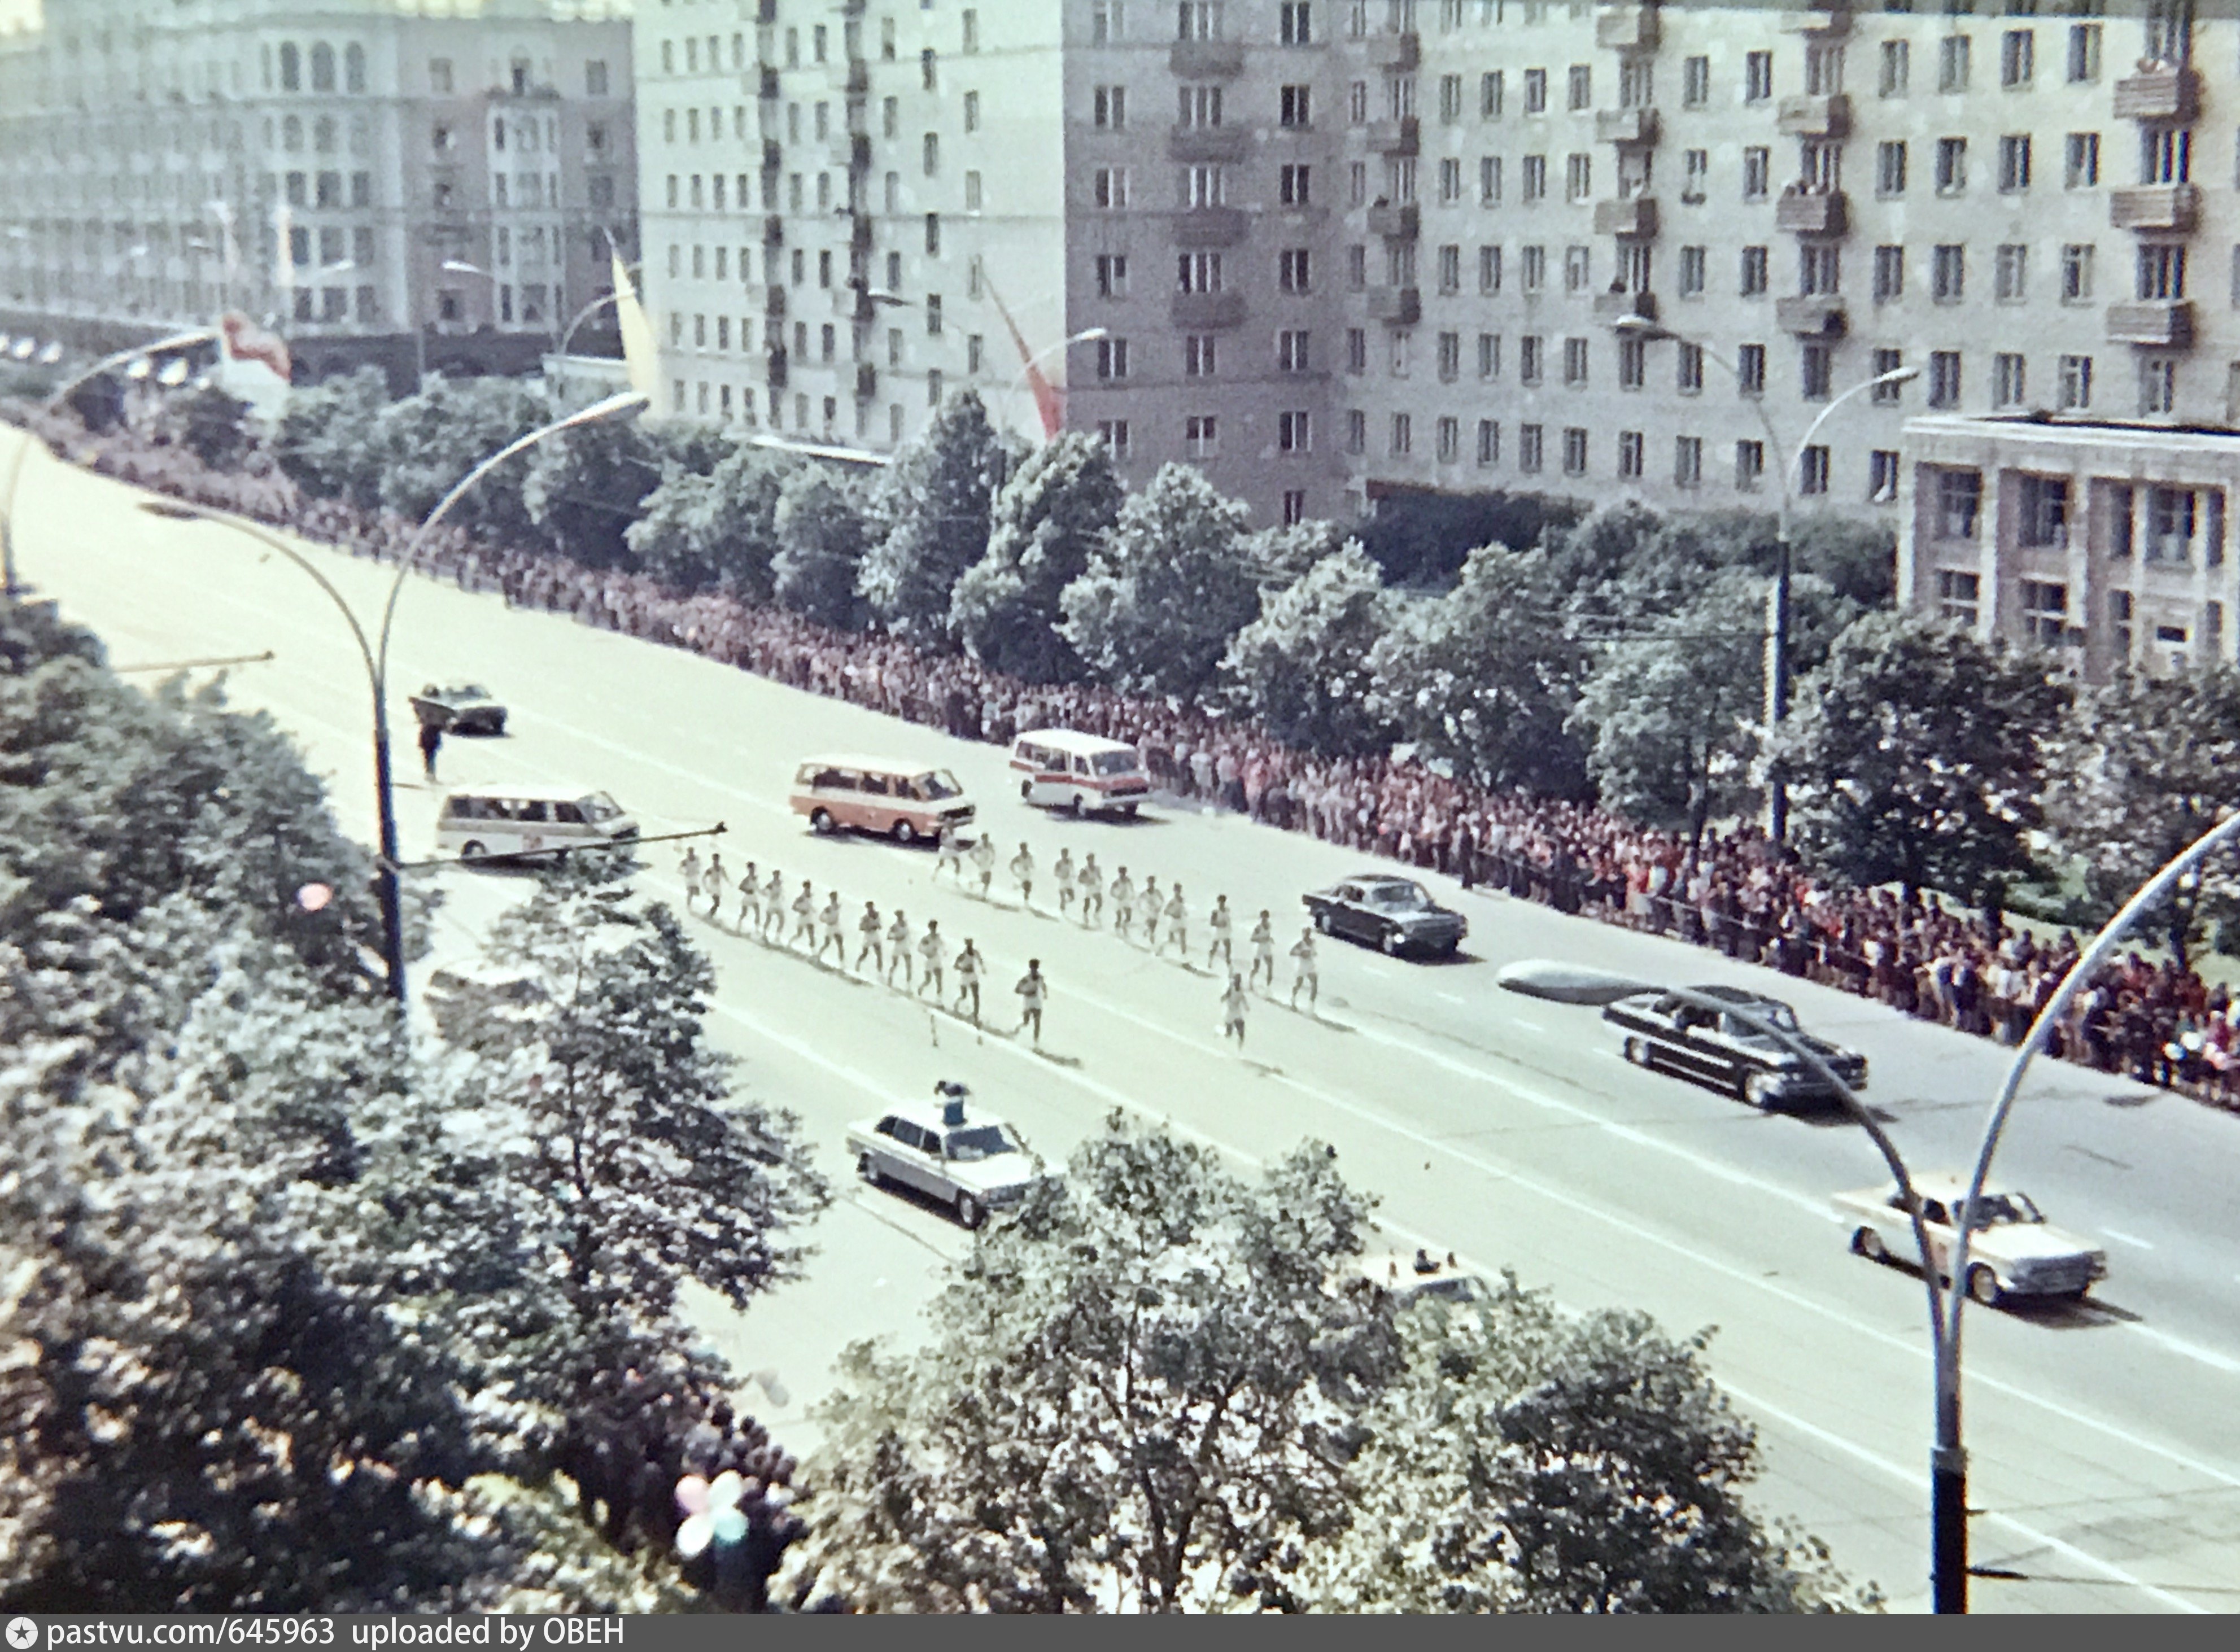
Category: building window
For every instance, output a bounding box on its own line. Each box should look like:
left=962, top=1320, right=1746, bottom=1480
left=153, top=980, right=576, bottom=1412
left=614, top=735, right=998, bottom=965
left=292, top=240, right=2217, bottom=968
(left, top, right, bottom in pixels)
left=1281, top=3, right=1313, bottom=46
left=1280, top=248, right=1312, bottom=292
left=1997, top=134, right=2032, bottom=193
left=1994, top=353, right=2027, bottom=407
left=2068, top=21, right=2102, bottom=84
left=1184, top=334, right=1216, bottom=375
left=2020, top=579, right=2069, bottom=648
left=1440, top=157, right=1464, bottom=202
left=1478, top=333, right=1500, bottom=379
left=1679, top=245, right=1706, bottom=296
left=1479, top=156, right=1502, bottom=204
left=1519, top=423, right=1544, bottom=473
left=1677, top=342, right=1704, bottom=395
left=1346, top=409, right=1367, bottom=454
left=1278, top=329, right=1312, bottom=373
left=1522, top=154, right=1546, bottom=202
left=1562, top=336, right=1588, bottom=386
left=1674, top=436, right=1702, bottom=489
left=1521, top=245, right=1545, bottom=292
left=1617, top=430, right=1645, bottom=480
left=1740, top=246, right=1769, bottom=296
left=1390, top=412, right=1412, bottom=456
left=1477, top=418, right=1499, bottom=466
left=1098, top=418, right=1131, bottom=457
left=1097, top=336, right=1130, bottom=381
left=1874, top=244, right=1905, bottom=303
left=1478, top=244, right=1501, bottom=294
left=1347, top=327, right=1369, bottom=373
left=1565, top=152, right=1591, bottom=202
left=1870, top=451, right=1901, bottom=505
left=1876, top=141, right=1908, bottom=196
left=1735, top=440, right=1765, bottom=492
left=1093, top=168, right=1129, bottom=209
left=1096, top=254, right=1129, bottom=299
left=2051, top=353, right=2092, bottom=410
left=1562, top=427, right=1588, bottom=475
left=1683, top=148, right=1708, bottom=202
left=1738, top=343, right=1766, bottom=396
left=1932, top=244, right=1965, bottom=303
left=1437, top=417, right=1461, bottom=462
left=1801, top=243, right=1841, bottom=297
left=2019, top=475, right=2071, bottom=549
left=1929, top=351, right=1963, bottom=408
left=1618, top=335, right=1647, bottom=390
left=1482, top=70, right=1504, bottom=118
left=1279, top=410, right=1313, bottom=452
left=1563, top=244, right=1590, bottom=294
left=1996, top=244, right=2027, bottom=301
left=1934, top=137, right=1967, bottom=194
left=1938, top=570, right=1982, bottom=627
left=1872, top=347, right=1905, bottom=402
left=1743, top=147, right=1770, bottom=200
left=2066, top=132, right=2100, bottom=189
left=1439, top=73, right=1464, bottom=124
left=1281, top=84, right=1313, bottom=128
left=2062, top=243, right=2094, bottom=303
left=1936, top=469, right=1983, bottom=540
left=1438, top=330, right=1462, bottom=382
left=2138, top=243, right=2187, bottom=301
left=1523, top=67, right=1546, bottom=115
left=1802, top=342, right=1833, bottom=401
left=1938, top=34, right=1971, bottom=95
left=1798, top=445, right=1831, bottom=496
left=1186, top=414, right=1219, bottom=458
left=1683, top=55, right=1710, bottom=107
left=2140, top=356, right=2179, bottom=416
left=1281, top=164, right=1312, bottom=206
left=1438, top=244, right=1462, bottom=294
left=1519, top=334, right=1543, bottom=385
left=1094, top=85, right=1125, bottom=128
left=1745, top=50, right=1772, bottom=103
left=1880, top=39, right=1910, bottom=98
left=2001, top=29, right=2034, bottom=89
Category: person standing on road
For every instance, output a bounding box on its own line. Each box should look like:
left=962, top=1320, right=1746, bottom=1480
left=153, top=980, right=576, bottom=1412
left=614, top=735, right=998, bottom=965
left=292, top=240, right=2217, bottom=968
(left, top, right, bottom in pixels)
left=1010, top=842, right=1036, bottom=908
left=1221, top=973, right=1250, bottom=1048
left=1161, top=885, right=1189, bottom=960
left=763, top=867, right=788, bottom=941
left=817, top=890, right=847, bottom=964
left=1206, top=894, right=1234, bottom=974
left=789, top=880, right=817, bottom=950
left=918, top=919, right=946, bottom=1000
left=971, top=832, right=998, bottom=900
left=737, top=861, right=762, bottom=934
left=887, top=908, right=914, bottom=988
left=1111, top=867, right=1137, bottom=940
left=854, top=899, right=885, bottom=974
left=702, top=853, right=727, bottom=927
left=1141, top=876, right=1164, bottom=950
left=681, top=845, right=704, bottom=913
left=1290, top=925, right=1320, bottom=1011
left=1248, top=909, right=1277, bottom=990
left=935, top=824, right=966, bottom=882
left=1015, top=959, right=1049, bottom=1045
left=1054, top=848, right=1076, bottom=919
left=418, top=718, right=443, bottom=782
left=954, top=938, right=985, bottom=1024
left=1076, top=853, right=1104, bottom=926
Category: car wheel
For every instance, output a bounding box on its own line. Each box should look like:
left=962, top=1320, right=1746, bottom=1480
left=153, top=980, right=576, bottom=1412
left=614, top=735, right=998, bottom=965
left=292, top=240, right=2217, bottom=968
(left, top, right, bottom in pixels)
left=1967, top=1265, right=2004, bottom=1309
left=1743, top=1072, right=1778, bottom=1109
left=892, top=819, right=918, bottom=846
left=1852, top=1227, right=1888, bottom=1264
left=810, top=808, right=836, bottom=834
left=1622, top=1035, right=1649, bottom=1067
left=1020, top=780, right=1034, bottom=801
left=857, top=1153, right=883, bottom=1188
left=1122, top=802, right=1138, bottom=818
left=1315, top=909, right=1333, bottom=935
left=1067, top=793, right=1084, bottom=816
left=956, top=1192, right=986, bottom=1230
left=460, top=840, right=487, bottom=862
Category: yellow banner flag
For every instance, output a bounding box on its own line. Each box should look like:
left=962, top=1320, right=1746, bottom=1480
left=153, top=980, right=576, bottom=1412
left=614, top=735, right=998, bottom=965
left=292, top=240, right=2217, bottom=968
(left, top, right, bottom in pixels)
left=610, top=246, right=660, bottom=405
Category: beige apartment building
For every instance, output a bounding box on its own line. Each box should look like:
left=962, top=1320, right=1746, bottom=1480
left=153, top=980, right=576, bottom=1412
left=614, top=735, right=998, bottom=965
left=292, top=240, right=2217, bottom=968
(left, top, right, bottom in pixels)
left=0, top=0, right=638, bottom=388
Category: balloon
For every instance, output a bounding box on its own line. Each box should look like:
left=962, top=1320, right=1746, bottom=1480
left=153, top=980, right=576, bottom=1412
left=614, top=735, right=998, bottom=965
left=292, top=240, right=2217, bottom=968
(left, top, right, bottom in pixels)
left=708, top=1470, right=744, bottom=1510
left=674, top=1474, right=710, bottom=1515
left=296, top=882, right=333, bottom=913
left=674, top=1511, right=714, bottom=1560
left=710, top=1506, right=748, bottom=1546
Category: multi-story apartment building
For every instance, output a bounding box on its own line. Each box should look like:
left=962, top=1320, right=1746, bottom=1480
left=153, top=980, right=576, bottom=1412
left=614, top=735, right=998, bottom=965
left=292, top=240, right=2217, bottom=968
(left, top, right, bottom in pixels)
left=0, top=0, right=637, bottom=388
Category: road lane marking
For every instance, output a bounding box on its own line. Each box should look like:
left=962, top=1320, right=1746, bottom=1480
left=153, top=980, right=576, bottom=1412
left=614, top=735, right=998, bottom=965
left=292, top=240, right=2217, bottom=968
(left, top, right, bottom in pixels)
left=2102, top=1229, right=2157, bottom=1251
left=2124, top=1325, right=2240, bottom=1376
left=1509, top=1017, right=1547, bottom=1034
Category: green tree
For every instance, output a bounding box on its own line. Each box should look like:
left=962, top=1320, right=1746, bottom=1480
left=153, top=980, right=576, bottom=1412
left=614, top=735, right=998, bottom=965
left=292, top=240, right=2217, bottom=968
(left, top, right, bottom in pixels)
left=2048, top=665, right=2240, bottom=964
left=949, top=429, right=1124, bottom=683
left=521, top=417, right=673, bottom=571
left=858, top=389, right=1003, bottom=644
left=1300, top=1278, right=1880, bottom=1614
left=1365, top=544, right=1589, bottom=797
left=786, top=1116, right=1399, bottom=1613
left=771, top=465, right=872, bottom=629
left=170, top=381, right=256, bottom=471
left=628, top=445, right=794, bottom=598
left=1778, top=613, right=2071, bottom=906
left=373, top=375, right=551, bottom=546
left=1221, top=540, right=1398, bottom=757
left=270, top=365, right=391, bottom=510
left=1059, top=463, right=1261, bottom=701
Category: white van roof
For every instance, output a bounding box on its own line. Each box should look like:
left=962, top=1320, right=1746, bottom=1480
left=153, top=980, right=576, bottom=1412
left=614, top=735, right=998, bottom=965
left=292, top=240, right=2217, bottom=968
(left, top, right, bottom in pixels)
left=441, top=784, right=609, bottom=803
left=797, top=755, right=951, bottom=774
left=1014, top=728, right=1137, bottom=754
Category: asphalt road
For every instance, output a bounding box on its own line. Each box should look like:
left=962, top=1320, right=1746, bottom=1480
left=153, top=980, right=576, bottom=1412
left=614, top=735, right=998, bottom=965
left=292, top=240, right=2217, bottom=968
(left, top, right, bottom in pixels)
left=14, top=430, right=2240, bottom=1614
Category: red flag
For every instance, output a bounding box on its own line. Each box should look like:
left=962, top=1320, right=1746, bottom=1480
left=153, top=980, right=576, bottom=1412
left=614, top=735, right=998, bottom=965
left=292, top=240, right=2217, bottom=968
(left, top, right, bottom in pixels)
left=220, top=309, right=292, bottom=382
left=985, top=277, right=1062, bottom=440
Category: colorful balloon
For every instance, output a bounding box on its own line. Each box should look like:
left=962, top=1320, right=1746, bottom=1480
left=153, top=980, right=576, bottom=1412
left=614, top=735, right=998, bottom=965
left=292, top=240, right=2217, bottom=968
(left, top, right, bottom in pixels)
left=709, top=1506, right=748, bottom=1546
left=296, top=882, right=333, bottom=913
left=708, top=1469, right=744, bottom=1510
left=674, top=1511, right=714, bottom=1560
left=674, top=1474, right=710, bottom=1515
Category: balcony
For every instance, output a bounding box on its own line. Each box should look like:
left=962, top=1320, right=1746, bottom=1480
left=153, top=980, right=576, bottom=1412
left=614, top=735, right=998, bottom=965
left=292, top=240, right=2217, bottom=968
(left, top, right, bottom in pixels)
left=1778, top=5, right=1851, bottom=35
left=1592, top=287, right=1658, bottom=324
left=2107, top=299, right=2195, bottom=348
left=1167, top=124, right=1249, bottom=163
left=1169, top=38, right=1245, bottom=77
left=1367, top=285, right=1421, bottom=326
left=1170, top=289, right=1247, bottom=328
left=2114, top=65, right=2199, bottom=121
left=1366, top=200, right=1420, bottom=239
left=1595, top=106, right=1659, bottom=146
left=1592, top=195, right=1658, bottom=237
left=1775, top=186, right=1849, bottom=235
left=1776, top=93, right=1850, bottom=139
left=757, top=67, right=780, bottom=100
left=850, top=212, right=873, bottom=253
left=1596, top=5, right=1662, bottom=52
left=1775, top=294, right=1848, bottom=335
left=761, top=139, right=781, bottom=172
left=765, top=348, right=788, bottom=389
left=1174, top=205, right=1248, bottom=247
left=827, top=58, right=869, bottom=95
left=854, top=361, right=876, bottom=401
left=1366, top=116, right=1420, bottom=156
left=762, top=214, right=784, bottom=248
left=1366, top=31, right=1421, bottom=72
left=2110, top=183, right=2202, bottom=233
left=765, top=285, right=788, bottom=321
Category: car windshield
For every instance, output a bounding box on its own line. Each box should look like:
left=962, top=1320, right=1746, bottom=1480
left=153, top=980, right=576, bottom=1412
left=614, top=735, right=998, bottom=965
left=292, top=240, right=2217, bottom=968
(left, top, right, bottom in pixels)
left=582, top=793, right=623, bottom=824
left=1715, top=999, right=1800, bottom=1033
left=914, top=769, right=964, bottom=801
left=457, top=685, right=490, bottom=700
left=1366, top=882, right=1433, bottom=910
left=944, top=1124, right=1021, bottom=1162
left=1090, top=749, right=1141, bottom=775
left=1967, top=1191, right=2043, bottom=1228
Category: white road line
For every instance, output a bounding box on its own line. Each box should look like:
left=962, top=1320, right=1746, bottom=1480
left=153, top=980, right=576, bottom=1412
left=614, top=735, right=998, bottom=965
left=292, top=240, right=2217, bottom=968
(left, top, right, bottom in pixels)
left=2102, top=1228, right=2158, bottom=1251
left=1509, top=1017, right=1547, bottom=1034
left=1434, top=990, right=1466, bottom=1005
left=2124, top=1325, right=2240, bottom=1376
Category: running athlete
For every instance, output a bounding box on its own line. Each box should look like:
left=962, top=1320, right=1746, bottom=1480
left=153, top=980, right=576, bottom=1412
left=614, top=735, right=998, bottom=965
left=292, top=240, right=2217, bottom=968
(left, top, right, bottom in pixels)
left=816, top=890, right=846, bottom=964
left=1221, top=972, right=1250, bottom=1048
left=886, top=908, right=914, bottom=988
left=971, top=833, right=997, bottom=899
left=1076, top=853, right=1104, bottom=926
left=1290, top=924, right=1320, bottom=1010
left=1206, top=894, right=1233, bottom=974
left=789, top=879, right=817, bottom=950
left=680, top=845, right=704, bottom=912
left=1009, top=842, right=1036, bottom=908
left=1110, top=867, right=1136, bottom=939
left=1053, top=849, right=1076, bottom=918
left=935, top=824, right=966, bottom=882
left=953, top=938, right=985, bottom=1023
left=1161, top=884, right=1189, bottom=960
left=762, top=868, right=788, bottom=941
left=702, top=853, right=727, bottom=926
left=1247, top=909, right=1277, bottom=990
left=737, top=861, right=762, bottom=933
left=1140, top=876, right=1163, bottom=950
left=854, top=900, right=885, bottom=974
left=1015, top=959, right=1049, bottom=1045
left=917, top=919, right=946, bottom=999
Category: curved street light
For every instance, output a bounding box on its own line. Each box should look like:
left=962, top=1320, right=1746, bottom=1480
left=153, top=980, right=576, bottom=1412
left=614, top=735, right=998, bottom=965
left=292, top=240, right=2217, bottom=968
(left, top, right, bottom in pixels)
left=1611, top=313, right=1917, bottom=844
left=1500, top=806, right=2240, bottom=1614
left=131, top=388, right=648, bottom=1004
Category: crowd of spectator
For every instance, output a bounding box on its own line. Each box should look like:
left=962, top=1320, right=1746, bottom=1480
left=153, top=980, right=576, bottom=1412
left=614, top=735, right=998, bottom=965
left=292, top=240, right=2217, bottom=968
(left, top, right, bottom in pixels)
left=23, top=408, right=2240, bottom=1115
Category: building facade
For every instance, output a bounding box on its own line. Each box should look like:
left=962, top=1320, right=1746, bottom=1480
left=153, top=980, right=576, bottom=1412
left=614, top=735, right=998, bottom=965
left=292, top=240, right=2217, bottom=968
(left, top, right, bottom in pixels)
left=0, top=0, right=637, bottom=388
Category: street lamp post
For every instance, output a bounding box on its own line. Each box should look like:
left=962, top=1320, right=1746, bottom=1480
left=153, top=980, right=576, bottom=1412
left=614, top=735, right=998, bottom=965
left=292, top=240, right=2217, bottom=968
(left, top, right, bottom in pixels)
left=2, top=326, right=221, bottom=602
left=1610, top=315, right=1916, bottom=842
left=133, top=389, right=648, bottom=1004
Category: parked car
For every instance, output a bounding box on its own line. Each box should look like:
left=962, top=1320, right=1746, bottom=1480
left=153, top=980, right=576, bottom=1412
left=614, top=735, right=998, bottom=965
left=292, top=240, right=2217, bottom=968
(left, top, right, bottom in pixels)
left=1834, top=1175, right=2108, bottom=1307
left=846, top=1084, right=1042, bottom=1230
left=1603, top=984, right=1867, bottom=1108
left=409, top=682, right=507, bottom=735
left=790, top=754, right=976, bottom=845
left=1302, top=874, right=1468, bottom=958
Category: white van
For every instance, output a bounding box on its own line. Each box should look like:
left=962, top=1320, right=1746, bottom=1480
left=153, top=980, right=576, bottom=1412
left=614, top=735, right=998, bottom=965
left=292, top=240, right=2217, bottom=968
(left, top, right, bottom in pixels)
left=1009, top=729, right=1151, bottom=818
left=435, top=785, right=639, bottom=863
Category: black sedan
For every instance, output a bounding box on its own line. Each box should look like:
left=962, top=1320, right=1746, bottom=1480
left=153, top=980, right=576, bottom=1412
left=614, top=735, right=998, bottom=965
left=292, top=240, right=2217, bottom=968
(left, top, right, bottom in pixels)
left=1302, top=875, right=1467, bottom=958
left=1603, top=985, right=1867, bottom=1109
left=408, top=683, right=507, bottom=736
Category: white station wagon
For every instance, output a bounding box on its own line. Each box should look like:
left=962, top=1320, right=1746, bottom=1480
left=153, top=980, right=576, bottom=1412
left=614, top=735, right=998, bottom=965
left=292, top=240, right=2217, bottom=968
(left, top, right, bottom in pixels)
left=846, top=1084, right=1043, bottom=1230
left=1835, top=1174, right=2109, bottom=1308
